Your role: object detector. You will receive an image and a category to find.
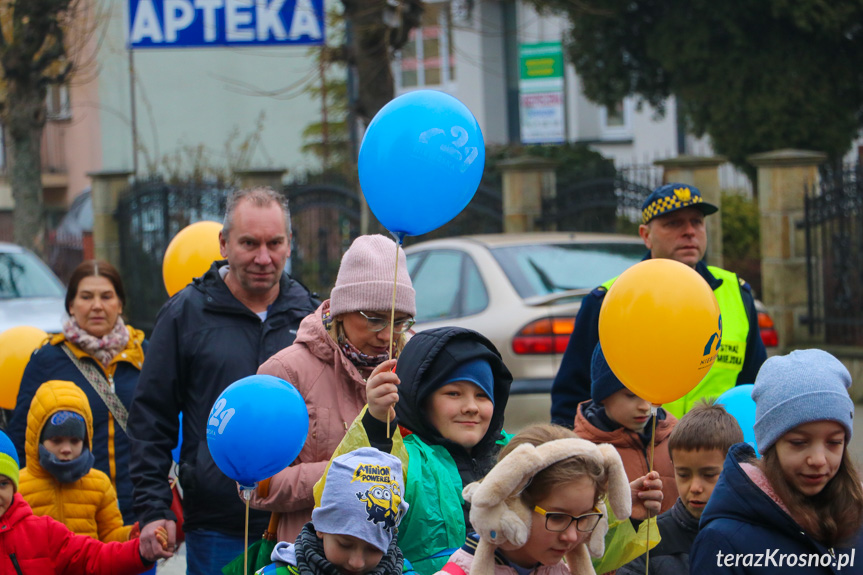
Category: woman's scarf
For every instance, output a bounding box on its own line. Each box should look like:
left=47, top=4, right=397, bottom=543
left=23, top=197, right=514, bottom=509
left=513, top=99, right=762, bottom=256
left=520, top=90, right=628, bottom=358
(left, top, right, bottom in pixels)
left=63, top=316, right=130, bottom=366
left=294, top=523, right=403, bottom=575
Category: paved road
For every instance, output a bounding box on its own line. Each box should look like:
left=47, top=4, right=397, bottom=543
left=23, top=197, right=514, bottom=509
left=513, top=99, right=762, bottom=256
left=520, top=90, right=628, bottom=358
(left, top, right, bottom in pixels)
left=156, top=402, right=863, bottom=575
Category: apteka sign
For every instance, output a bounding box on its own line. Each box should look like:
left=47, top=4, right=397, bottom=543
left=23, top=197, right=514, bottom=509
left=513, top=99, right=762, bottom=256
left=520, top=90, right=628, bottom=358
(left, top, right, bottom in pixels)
left=128, top=0, right=325, bottom=49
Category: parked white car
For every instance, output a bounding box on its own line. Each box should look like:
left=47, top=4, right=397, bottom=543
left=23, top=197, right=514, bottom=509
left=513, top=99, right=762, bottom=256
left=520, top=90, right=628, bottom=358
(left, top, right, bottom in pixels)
left=0, top=243, right=67, bottom=335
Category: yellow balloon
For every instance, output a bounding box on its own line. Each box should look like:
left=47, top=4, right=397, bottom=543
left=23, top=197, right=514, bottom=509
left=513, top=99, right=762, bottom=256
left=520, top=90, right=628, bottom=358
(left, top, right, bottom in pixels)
left=162, top=221, right=224, bottom=297
left=0, top=326, right=49, bottom=410
left=598, top=259, right=721, bottom=405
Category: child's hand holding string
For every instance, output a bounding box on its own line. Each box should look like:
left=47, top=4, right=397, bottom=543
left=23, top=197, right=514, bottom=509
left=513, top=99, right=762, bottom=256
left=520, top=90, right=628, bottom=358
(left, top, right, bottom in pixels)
left=367, top=359, right=400, bottom=423
left=630, top=470, right=663, bottom=520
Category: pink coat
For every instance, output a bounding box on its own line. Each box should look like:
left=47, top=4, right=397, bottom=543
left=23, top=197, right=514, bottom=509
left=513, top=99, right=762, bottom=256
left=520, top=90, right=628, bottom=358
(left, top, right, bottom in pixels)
left=249, top=302, right=369, bottom=543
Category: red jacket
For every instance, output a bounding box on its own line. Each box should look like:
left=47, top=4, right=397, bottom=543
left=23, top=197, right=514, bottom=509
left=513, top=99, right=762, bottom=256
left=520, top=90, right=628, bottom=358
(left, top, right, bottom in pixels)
left=0, top=493, right=149, bottom=575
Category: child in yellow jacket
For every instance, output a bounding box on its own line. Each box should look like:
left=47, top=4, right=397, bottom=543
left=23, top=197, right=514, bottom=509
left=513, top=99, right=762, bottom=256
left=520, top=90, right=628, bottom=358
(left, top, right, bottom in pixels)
left=18, top=379, right=134, bottom=542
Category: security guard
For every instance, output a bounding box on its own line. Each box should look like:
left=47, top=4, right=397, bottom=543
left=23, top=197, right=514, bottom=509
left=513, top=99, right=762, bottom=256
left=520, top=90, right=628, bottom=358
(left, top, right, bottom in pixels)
left=551, top=183, right=767, bottom=426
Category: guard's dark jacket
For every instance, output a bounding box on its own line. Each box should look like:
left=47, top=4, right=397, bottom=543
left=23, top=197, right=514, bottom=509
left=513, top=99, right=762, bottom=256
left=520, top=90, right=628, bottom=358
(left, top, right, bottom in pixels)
left=550, top=257, right=766, bottom=427
left=127, top=261, right=318, bottom=536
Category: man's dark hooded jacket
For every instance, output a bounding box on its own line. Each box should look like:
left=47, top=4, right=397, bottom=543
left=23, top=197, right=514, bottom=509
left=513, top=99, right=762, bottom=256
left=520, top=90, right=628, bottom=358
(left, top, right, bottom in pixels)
left=127, top=260, right=318, bottom=536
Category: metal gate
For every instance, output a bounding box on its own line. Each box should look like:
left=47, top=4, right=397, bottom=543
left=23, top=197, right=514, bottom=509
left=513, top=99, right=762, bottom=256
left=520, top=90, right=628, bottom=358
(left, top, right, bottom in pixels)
left=116, top=178, right=229, bottom=334
left=802, top=162, right=863, bottom=345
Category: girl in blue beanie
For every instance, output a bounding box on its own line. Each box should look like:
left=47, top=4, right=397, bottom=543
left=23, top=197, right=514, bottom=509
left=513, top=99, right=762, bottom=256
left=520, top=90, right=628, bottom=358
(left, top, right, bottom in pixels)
left=690, top=349, right=863, bottom=574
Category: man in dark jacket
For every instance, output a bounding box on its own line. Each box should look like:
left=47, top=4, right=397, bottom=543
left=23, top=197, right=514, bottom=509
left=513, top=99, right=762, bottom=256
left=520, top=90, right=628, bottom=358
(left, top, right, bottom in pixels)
left=551, top=183, right=767, bottom=426
left=127, top=187, right=318, bottom=574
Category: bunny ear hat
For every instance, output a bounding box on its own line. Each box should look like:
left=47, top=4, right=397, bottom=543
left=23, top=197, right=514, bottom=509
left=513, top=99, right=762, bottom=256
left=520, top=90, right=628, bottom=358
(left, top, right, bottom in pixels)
left=461, top=438, right=631, bottom=575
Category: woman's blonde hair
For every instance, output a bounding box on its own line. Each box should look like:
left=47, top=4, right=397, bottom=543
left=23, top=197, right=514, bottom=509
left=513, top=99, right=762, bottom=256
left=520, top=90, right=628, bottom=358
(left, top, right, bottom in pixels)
left=760, top=443, right=863, bottom=546
left=498, top=424, right=608, bottom=507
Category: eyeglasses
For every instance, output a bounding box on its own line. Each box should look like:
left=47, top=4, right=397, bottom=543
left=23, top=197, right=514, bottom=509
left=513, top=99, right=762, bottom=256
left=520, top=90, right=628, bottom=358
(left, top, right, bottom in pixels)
left=534, top=505, right=603, bottom=533
left=358, top=311, right=416, bottom=334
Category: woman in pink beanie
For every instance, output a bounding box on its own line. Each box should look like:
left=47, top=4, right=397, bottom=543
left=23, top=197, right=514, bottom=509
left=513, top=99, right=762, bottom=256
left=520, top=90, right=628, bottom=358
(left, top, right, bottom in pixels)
left=247, top=234, right=416, bottom=544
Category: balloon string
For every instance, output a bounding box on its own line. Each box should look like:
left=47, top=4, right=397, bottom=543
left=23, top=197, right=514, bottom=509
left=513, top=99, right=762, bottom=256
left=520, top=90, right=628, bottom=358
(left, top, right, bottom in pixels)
left=645, top=405, right=658, bottom=575
left=243, top=489, right=251, bottom=575
left=386, top=238, right=401, bottom=439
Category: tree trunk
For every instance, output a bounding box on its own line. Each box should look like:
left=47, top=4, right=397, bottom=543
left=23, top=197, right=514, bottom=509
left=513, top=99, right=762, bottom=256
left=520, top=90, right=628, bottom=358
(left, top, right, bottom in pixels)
left=5, top=81, right=47, bottom=253
left=342, top=0, right=395, bottom=123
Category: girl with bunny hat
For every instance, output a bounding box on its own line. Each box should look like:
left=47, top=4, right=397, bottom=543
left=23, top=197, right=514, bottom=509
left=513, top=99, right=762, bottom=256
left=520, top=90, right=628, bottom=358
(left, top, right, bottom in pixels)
left=436, top=424, right=633, bottom=575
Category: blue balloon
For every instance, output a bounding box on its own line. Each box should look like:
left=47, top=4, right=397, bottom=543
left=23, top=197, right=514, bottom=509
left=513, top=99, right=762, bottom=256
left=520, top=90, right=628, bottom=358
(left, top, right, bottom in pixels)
left=358, top=90, right=485, bottom=237
left=172, top=412, right=183, bottom=464
left=716, top=384, right=760, bottom=456
left=206, top=375, right=309, bottom=487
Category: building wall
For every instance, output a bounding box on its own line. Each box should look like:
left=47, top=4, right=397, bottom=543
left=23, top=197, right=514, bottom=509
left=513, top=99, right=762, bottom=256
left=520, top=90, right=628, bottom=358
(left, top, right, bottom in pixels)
left=94, top=1, right=332, bottom=180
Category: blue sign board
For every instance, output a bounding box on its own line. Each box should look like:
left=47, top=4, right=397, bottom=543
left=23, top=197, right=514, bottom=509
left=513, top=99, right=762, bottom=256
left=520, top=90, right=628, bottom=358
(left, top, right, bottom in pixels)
left=128, top=0, right=325, bottom=48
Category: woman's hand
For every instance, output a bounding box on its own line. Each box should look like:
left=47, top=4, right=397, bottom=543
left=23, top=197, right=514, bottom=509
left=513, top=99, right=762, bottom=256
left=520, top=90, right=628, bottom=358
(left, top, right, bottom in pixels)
left=367, top=359, right=400, bottom=423
left=630, top=470, right=663, bottom=520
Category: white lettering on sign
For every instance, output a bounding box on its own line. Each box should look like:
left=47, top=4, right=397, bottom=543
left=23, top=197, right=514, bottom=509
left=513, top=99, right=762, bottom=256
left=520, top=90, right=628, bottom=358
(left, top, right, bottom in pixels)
left=164, top=0, right=195, bottom=42
left=130, top=0, right=164, bottom=43
left=289, top=0, right=321, bottom=39
left=194, top=0, right=223, bottom=42
left=129, top=0, right=323, bottom=45
left=226, top=0, right=254, bottom=41
left=256, top=0, right=288, bottom=40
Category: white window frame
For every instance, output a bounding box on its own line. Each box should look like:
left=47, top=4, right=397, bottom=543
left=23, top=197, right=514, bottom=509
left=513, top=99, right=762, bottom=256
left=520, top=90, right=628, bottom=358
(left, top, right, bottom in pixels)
left=46, top=84, right=71, bottom=121
left=394, top=0, right=456, bottom=93
left=599, top=98, right=633, bottom=141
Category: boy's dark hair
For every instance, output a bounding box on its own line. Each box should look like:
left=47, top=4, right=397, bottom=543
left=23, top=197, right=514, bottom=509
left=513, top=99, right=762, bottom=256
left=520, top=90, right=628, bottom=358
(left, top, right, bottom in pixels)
left=668, top=398, right=744, bottom=455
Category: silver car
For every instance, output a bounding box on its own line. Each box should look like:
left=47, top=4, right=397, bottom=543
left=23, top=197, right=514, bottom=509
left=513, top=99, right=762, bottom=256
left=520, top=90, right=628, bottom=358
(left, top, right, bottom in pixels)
left=405, top=232, right=647, bottom=429
left=0, top=243, right=67, bottom=334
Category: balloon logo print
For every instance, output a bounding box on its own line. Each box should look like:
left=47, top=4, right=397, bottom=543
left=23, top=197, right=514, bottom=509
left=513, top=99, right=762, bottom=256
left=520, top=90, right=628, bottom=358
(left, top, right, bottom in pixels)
left=208, top=398, right=236, bottom=436
left=417, top=126, right=479, bottom=173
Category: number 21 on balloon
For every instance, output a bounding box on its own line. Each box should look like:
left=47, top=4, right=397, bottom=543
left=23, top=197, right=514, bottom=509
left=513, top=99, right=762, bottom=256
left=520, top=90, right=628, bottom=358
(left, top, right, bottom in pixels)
left=208, top=398, right=235, bottom=435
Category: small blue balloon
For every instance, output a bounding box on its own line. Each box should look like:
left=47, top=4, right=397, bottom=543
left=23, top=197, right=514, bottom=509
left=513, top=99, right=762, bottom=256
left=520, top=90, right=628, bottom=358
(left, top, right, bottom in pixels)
left=716, top=384, right=760, bottom=456
left=358, top=90, right=485, bottom=237
left=172, top=412, right=183, bottom=464
left=206, top=375, right=309, bottom=487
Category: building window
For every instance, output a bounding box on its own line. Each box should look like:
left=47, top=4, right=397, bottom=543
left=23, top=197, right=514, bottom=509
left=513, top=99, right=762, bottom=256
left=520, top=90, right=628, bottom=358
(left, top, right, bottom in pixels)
left=600, top=99, right=632, bottom=140
left=46, top=85, right=71, bottom=121
left=395, top=1, right=455, bottom=91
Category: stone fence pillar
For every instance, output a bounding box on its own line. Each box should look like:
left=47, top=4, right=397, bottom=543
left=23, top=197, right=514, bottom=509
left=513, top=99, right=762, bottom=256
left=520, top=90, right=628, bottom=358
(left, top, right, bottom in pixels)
left=748, top=149, right=826, bottom=350
left=498, top=157, right=557, bottom=233
left=654, top=156, right=726, bottom=268
left=88, top=170, right=133, bottom=271
left=235, top=168, right=287, bottom=191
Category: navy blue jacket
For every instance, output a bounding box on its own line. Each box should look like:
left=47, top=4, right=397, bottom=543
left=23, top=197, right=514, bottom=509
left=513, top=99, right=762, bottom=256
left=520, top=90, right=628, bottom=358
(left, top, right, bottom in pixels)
left=9, top=336, right=147, bottom=523
left=618, top=498, right=699, bottom=575
left=690, top=443, right=863, bottom=574
left=550, top=257, right=767, bottom=427
left=126, top=261, right=318, bottom=537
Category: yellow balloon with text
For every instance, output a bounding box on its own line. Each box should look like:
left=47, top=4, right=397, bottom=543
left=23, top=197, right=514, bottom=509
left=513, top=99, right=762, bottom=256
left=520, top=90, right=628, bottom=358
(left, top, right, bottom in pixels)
left=0, top=326, right=49, bottom=409
left=598, top=258, right=721, bottom=406
left=162, top=221, right=224, bottom=297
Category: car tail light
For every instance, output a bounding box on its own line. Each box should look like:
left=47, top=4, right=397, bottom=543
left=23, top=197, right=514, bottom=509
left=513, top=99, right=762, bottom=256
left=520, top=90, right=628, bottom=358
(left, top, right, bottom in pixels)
left=512, top=317, right=576, bottom=355
left=757, top=311, right=779, bottom=348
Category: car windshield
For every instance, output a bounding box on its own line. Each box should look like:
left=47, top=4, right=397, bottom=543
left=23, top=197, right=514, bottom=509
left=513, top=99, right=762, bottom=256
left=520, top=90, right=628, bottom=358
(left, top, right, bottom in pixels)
left=490, top=242, right=646, bottom=299
left=0, top=251, right=66, bottom=299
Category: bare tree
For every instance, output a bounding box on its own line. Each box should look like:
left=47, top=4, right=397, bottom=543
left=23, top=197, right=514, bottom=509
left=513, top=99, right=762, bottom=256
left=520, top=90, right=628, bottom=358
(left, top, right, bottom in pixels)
left=0, top=0, right=86, bottom=252
left=339, top=0, right=423, bottom=124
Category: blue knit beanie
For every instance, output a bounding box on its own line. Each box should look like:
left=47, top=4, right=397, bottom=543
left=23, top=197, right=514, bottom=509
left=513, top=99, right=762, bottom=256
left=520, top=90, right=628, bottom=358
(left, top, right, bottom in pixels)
left=752, top=349, right=854, bottom=454
left=442, top=359, right=495, bottom=404
left=0, top=430, right=20, bottom=492
left=591, top=343, right=626, bottom=404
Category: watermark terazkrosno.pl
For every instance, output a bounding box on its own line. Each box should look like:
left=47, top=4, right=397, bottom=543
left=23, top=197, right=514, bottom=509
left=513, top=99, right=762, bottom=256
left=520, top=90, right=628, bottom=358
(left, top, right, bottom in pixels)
left=716, top=549, right=856, bottom=570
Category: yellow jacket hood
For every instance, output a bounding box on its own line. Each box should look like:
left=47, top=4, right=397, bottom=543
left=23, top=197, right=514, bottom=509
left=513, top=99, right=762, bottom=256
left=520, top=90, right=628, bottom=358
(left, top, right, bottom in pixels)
left=24, top=379, right=94, bottom=476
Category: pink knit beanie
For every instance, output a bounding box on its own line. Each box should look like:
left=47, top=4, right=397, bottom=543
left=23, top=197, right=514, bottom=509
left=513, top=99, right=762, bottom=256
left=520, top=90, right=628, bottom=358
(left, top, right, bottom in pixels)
left=330, top=235, right=416, bottom=317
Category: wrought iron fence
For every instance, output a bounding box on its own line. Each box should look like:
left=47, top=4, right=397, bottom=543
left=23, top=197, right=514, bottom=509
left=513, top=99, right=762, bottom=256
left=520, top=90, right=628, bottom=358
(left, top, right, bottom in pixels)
left=538, top=172, right=654, bottom=234
left=801, top=162, right=863, bottom=345
left=116, top=178, right=229, bottom=334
